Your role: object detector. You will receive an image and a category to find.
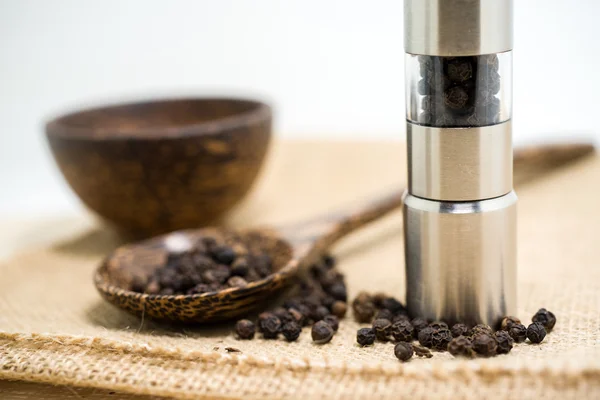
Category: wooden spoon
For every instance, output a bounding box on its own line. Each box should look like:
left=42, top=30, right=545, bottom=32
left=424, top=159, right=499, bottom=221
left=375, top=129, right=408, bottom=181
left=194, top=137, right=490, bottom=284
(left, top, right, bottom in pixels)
left=94, top=142, right=595, bottom=323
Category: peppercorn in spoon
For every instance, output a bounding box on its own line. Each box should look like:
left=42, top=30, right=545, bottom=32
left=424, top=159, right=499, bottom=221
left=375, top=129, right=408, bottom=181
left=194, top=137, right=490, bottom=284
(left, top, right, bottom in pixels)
left=94, top=142, right=594, bottom=323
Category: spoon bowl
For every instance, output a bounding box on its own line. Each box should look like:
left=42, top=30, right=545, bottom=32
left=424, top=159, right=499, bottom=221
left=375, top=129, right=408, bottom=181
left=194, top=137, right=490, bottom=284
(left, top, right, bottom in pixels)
left=95, top=228, right=297, bottom=322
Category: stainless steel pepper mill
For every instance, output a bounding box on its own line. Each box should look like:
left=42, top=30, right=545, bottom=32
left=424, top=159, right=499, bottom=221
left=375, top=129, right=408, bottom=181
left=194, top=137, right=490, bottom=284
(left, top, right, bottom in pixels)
left=403, top=0, right=516, bottom=326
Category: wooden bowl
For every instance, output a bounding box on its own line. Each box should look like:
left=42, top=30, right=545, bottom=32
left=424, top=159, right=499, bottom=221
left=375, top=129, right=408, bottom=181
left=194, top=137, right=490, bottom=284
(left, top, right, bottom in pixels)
left=46, top=98, right=272, bottom=236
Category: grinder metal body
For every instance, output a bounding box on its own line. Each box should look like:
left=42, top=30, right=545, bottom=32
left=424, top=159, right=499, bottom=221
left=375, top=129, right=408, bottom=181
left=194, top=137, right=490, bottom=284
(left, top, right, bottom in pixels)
left=403, top=0, right=516, bottom=326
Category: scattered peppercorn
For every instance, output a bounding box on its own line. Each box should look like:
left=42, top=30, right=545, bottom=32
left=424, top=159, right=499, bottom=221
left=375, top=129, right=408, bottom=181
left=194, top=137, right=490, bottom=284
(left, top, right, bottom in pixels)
left=353, top=301, right=376, bottom=323
left=500, top=316, right=521, bottom=331
left=323, top=315, right=339, bottom=332
left=411, top=318, right=429, bottom=335
left=311, top=305, right=331, bottom=322
left=431, top=328, right=453, bottom=351
left=323, top=254, right=336, bottom=268
left=391, top=320, right=414, bottom=342
left=413, top=344, right=433, bottom=358
left=331, top=301, right=347, bottom=318
left=526, top=322, right=547, bottom=344
left=327, top=282, right=348, bottom=302
left=372, top=318, right=392, bottom=341
left=372, top=292, right=388, bottom=308
left=508, top=323, right=527, bottom=343
left=281, top=321, right=302, bottom=342
left=451, top=323, right=469, bottom=338
left=394, top=342, right=414, bottom=362
left=472, top=333, right=497, bottom=357
left=260, top=314, right=281, bottom=339
left=470, top=324, right=494, bottom=338
left=380, top=297, right=407, bottom=315
left=271, top=307, right=293, bottom=325
left=532, top=308, right=556, bottom=331
left=494, top=330, right=514, bottom=354
left=418, top=326, right=435, bottom=348
left=357, top=328, right=376, bottom=346
left=392, top=314, right=410, bottom=324
left=312, top=321, right=334, bottom=344
left=375, top=309, right=394, bottom=321
left=235, top=319, right=255, bottom=340
left=448, top=336, right=475, bottom=358
left=429, top=321, right=449, bottom=331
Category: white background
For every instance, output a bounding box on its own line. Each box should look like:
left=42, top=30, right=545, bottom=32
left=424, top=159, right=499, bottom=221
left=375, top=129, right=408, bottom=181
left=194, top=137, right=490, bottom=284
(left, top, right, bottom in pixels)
left=1, top=0, right=599, bottom=216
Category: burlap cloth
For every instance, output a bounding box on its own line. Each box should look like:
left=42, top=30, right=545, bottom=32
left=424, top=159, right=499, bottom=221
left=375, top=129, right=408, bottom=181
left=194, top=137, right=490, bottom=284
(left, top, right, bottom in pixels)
left=1, top=141, right=599, bottom=399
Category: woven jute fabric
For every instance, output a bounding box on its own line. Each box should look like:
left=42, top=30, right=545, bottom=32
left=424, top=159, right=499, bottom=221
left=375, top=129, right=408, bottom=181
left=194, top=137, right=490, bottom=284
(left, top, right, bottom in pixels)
left=1, top=142, right=599, bottom=399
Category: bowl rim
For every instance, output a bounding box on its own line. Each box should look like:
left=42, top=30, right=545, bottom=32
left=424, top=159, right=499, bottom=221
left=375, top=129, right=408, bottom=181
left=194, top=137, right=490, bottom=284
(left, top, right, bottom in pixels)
left=45, top=97, right=272, bottom=140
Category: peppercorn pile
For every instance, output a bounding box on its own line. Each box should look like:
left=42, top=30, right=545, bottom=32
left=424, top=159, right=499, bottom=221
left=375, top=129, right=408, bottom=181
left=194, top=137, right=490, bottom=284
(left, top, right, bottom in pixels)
left=128, top=234, right=274, bottom=295
left=352, top=291, right=557, bottom=363
left=234, top=254, right=346, bottom=344
left=416, top=54, right=502, bottom=127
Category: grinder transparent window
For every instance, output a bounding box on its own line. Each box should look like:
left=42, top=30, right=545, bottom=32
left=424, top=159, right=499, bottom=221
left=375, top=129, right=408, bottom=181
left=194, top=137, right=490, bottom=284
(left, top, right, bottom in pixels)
left=405, top=52, right=512, bottom=127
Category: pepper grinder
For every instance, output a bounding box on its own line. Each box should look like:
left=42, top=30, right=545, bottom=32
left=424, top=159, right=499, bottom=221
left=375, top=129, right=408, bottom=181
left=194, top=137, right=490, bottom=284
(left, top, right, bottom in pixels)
left=403, top=0, right=516, bottom=326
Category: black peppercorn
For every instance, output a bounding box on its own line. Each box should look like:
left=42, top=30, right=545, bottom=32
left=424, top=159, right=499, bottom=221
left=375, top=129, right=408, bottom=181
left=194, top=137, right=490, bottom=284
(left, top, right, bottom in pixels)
left=212, top=246, right=236, bottom=265
left=201, top=265, right=231, bottom=285
left=532, top=308, right=556, bottom=331
left=323, top=315, right=339, bottom=332
left=380, top=297, right=406, bottom=315
left=230, top=258, right=249, bottom=277
left=411, top=318, right=429, bottom=335
left=444, top=86, right=469, bottom=110
left=261, top=315, right=281, bottom=339
left=281, top=321, right=302, bottom=342
left=356, top=328, right=376, bottom=346
left=448, top=336, right=475, bottom=358
left=446, top=58, right=473, bottom=83
left=472, top=334, right=497, bottom=357
left=508, top=323, right=527, bottom=343
left=288, top=307, right=306, bottom=326
left=257, top=312, right=275, bottom=331
left=451, top=323, right=469, bottom=338
left=311, top=305, right=331, bottom=322
left=331, top=301, right=347, bottom=318
left=312, top=321, right=334, bottom=344
left=431, top=328, right=453, bottom=351
left=494, top=330, right=514, bottom=354
left=227, top=276, right=247, bottom=288
left=235, top=319, right=256, bottom=340
left=353, top=301, right=376, bottom=323
left=372, top=318, right=392, bottom=341
left=391, top=320, right=414, bottom=342
left=375, top=309, right=394, bottom=321
left=327, top=282, right=348, bottom=302
left=323, top=254, right=336, bottom=268
left=273, top=307, right=294, bottom=325
left=394, top=342, right=414, bottom=362
left=418, top=326, right=435, bottom=348
left=470, top=324, right=494, bottom=338
left=526, top=322, right=547, bottom=344
left=429, top=321, right=449, bottom=331
left=392, top=314, right=410, bottom=324
left=372, top=292, right=387, bottom=308
left=413, top=344, right=433, bottom=358
left=500, top=316, right=521, bottom=331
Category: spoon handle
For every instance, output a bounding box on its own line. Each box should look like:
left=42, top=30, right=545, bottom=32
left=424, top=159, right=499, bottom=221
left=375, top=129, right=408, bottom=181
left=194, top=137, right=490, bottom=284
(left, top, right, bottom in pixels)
left=277, top=141, right=595, bottom=256
left=277, top=190, right=404, bottom=250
